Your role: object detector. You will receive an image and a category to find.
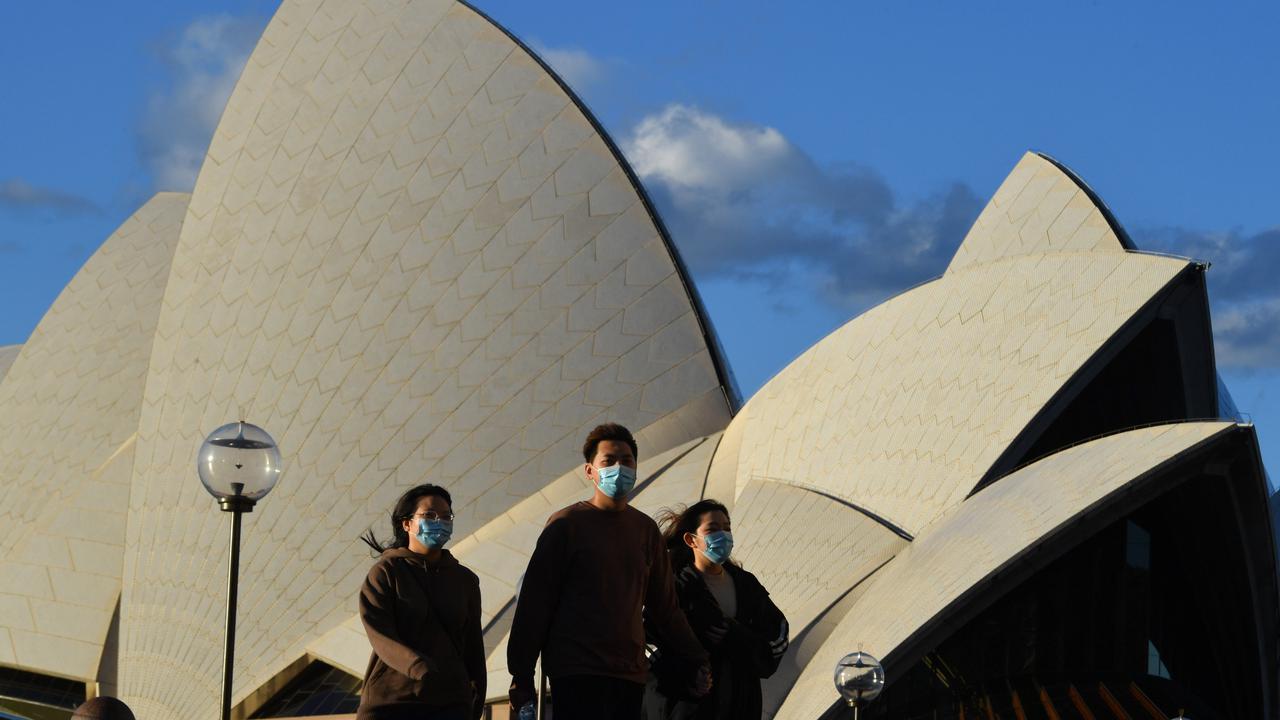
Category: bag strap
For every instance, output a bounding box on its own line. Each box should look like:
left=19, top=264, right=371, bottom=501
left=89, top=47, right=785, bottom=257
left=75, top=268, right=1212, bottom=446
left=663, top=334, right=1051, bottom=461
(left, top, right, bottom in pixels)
left=405, top=562, right=467, bottom=663
left=405, top=562, right=481, bottom=711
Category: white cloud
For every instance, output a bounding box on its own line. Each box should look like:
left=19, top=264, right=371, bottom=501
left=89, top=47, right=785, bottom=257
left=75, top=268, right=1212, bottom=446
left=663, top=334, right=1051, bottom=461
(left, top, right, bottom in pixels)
left=531, top=42, right=606, bottom=93
left=1140, top=225, right=1280, bottom=370
left=625, top=105, right=1280, bottom=370
left=139, top=15, right=264, bottom=191
left=1214, top=298, right=1280, bottom=370
left=625, top=105, right=794, bottom=191
left=0, top=178, right=100, bottom=219
left=622, top=104, right=980, bottom=309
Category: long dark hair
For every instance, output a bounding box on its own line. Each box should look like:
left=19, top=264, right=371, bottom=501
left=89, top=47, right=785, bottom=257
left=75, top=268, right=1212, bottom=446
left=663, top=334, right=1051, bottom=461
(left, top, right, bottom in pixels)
left=361, top=484, right=453, bottom=554
left=656, top=499, right=730, bottom=570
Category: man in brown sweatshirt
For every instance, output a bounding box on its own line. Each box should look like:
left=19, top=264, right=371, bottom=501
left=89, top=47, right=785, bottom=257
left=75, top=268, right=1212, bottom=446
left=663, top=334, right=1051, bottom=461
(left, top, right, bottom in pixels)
left=507, top=423, right=710, bottom=719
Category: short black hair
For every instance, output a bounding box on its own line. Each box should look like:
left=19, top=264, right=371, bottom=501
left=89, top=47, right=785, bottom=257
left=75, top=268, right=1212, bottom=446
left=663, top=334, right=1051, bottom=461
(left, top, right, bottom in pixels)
left=582, top=422, right=638, bottom=463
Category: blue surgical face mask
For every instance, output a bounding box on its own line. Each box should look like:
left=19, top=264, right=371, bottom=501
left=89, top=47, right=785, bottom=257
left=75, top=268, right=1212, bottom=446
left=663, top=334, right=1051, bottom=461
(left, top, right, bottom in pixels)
left=416, top=518, right=453, bottom=549
left=701, top=530, right=734, bottom=565
left=595, top=463, right=637, bottom=499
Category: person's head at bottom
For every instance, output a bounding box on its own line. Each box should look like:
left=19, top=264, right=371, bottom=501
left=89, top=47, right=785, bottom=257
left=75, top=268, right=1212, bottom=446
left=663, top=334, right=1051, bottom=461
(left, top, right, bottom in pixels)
left=72, top=697, right=136, bottom=720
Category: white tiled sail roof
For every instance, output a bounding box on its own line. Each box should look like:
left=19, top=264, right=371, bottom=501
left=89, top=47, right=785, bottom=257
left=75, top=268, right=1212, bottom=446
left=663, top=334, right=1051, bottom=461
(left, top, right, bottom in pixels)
left=777, top=422, right=1238, bottom=719
left=712, top=250, right=1189, bottom=537
left=947, top=151, right=1132, bottom=272
left=115, top=1, right=734, bottom=715
left=0, top=193, right=188, bottom=679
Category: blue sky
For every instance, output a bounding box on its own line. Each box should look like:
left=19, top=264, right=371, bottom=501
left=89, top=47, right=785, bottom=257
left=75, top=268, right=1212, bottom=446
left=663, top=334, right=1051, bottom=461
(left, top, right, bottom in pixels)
left=1, top=1, right=1277, bottom=477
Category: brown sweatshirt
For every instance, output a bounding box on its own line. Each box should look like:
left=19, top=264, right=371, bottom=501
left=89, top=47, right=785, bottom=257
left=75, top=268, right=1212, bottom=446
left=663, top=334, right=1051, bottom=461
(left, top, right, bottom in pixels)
left=357, top=548, right=486, bottom=720
left=507, top=501, right=708, bottom=685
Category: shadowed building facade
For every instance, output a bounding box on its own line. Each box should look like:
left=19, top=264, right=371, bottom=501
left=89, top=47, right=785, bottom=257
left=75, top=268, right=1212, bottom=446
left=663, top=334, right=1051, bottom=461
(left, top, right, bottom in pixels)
left=0, top=1, right=1273, bottom=719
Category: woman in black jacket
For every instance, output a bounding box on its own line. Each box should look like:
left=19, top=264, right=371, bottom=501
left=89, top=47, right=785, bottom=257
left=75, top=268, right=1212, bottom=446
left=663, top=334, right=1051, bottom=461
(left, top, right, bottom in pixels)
left=644, top=499, right=790, bottom=720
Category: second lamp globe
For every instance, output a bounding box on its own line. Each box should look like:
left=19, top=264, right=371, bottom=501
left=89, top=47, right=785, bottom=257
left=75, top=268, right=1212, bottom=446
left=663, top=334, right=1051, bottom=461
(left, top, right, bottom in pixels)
left=835, top=651, right=885, bottom=708
left=197, top=421, right=282, bottom=510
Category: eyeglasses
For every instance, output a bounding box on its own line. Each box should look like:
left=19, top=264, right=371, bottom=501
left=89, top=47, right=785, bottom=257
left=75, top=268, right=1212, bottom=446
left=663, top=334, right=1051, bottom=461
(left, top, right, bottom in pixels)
left=409, top=511, right=455, bottom=522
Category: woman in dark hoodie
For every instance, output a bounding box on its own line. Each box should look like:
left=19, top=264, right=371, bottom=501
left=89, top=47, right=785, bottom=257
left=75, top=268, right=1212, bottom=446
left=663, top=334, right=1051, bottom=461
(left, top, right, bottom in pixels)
left=644, top=500, right=790, bottom=720
left=357, top=484, right=485, bottom=720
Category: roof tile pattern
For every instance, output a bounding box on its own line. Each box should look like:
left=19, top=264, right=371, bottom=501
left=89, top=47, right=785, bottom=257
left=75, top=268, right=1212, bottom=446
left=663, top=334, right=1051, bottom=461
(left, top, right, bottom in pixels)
left=947, top=152, right=1128, bottom=272
left=731, top=480, right=906, bottom=718
left=117, top=1, right=731, bottom=715
left=0, top=193, right=188, bottom=678
left=711, top=251, right=1188, bottom=537
left=731, top=480, right=906, bottom=644
left=777, top=422, right=1237, bottom=719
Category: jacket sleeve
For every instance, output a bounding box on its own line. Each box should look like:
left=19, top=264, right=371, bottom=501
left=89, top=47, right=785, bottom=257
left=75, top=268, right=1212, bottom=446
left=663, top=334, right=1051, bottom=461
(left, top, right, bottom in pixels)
left=466, top=576, right=487, bottom=720
left=726, top=572, right=789, bottom=679
left=645, top=568, right=709, bottom=701
left=644, top=528, right=709, bottom=666
left=506, top=517, right=568, bottom=683
left=359, top=561, right=430, bottom=681
left=679, top=573, right=733, bottom=651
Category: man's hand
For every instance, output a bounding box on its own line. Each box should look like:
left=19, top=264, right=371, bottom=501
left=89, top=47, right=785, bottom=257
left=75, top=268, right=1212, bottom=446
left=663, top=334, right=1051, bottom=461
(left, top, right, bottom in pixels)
left=770, top=619, right=790, bottom=660
left=509, top=676, right=536, bottom=712
left=704, top=616, right=731, bottom=646
left=692, top=663, right=713, bottom=697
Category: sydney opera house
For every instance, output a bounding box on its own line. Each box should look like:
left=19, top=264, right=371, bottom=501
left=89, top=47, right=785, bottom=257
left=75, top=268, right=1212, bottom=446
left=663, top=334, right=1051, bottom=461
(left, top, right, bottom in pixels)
left=0, top=1, right=1275, bottom=719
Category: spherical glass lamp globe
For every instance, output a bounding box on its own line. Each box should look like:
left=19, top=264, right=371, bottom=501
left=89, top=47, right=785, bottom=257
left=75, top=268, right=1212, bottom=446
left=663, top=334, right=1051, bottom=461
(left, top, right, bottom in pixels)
left=834, top=651, right=885, bottom=707
left=197, top=421, right=281, bottom=511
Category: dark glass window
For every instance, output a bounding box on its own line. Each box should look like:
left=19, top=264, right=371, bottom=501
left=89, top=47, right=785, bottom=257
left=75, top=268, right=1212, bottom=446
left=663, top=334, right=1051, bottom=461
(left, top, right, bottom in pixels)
left=250, top=661, right=360, bottom=718
left=0, top=666, right=85, bottom=709
left=1271, top=490, right=1280, bottom=567
left=1009, top=318, right=1191, bottom=474
left=1125, top=520, right=1151, bottom=570
left=1147, top=640, right=1171, bottom=680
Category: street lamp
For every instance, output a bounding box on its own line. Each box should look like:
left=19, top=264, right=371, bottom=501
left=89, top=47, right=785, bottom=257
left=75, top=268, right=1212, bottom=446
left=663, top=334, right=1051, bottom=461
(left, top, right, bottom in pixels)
left=834, top=651, right=884, bottom=719
left=198, top=421, right=282, bottom=720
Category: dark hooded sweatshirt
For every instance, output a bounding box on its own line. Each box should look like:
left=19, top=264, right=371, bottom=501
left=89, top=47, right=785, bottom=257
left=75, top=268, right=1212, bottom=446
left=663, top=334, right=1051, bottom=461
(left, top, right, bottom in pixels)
left=357, top=548, right=486, bottom=720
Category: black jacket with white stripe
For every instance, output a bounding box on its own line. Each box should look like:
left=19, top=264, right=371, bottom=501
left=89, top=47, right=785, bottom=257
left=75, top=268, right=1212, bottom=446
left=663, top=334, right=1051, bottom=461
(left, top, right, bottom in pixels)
left=644, top=562, right=789, bottom=720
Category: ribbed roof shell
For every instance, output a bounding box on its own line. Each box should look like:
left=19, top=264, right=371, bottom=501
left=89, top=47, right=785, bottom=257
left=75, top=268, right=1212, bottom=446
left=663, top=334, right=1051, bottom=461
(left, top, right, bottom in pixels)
left=117, top=1, right=734, bottom=715
left=777, top=421, right=1240, bottom=719
left=710, top=250, right=1189, bottom=537
left=947, top=151, right=1134, bottom=272
left=0, top=193, right=188, bottom=678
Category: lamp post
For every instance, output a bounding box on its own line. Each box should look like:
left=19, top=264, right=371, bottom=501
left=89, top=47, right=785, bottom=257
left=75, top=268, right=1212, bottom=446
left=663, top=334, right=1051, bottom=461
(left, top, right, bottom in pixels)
left=834, top=651, right=885, bottom=720
left=198, top=421, right=282, bottom=720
